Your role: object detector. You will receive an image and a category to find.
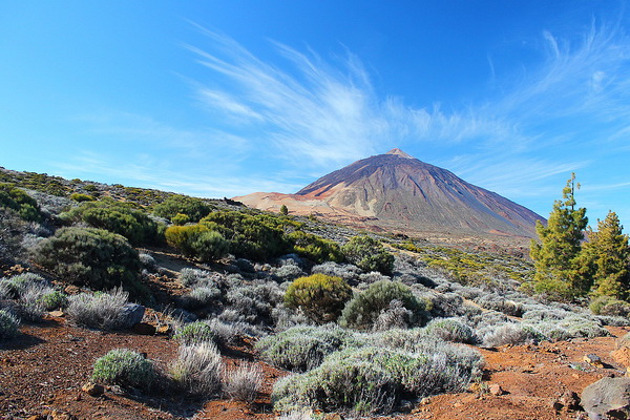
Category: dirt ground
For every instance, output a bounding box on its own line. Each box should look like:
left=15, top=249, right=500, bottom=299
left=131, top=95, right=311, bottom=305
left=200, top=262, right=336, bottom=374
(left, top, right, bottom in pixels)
left=0, top=311, right=627, bottom=420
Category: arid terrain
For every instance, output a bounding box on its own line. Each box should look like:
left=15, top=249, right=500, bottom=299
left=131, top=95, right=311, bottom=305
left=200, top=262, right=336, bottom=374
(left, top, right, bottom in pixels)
left=1, top=167, right=629, bottom=420
left=1, top=300, right=628, bottom=420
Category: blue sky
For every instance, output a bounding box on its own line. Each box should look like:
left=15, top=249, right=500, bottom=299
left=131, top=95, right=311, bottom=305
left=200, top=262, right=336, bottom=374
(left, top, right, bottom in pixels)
left=2, top=1, right=630, bottom=229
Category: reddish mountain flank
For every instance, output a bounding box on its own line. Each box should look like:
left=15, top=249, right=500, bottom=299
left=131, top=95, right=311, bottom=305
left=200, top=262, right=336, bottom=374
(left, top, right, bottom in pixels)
left=235, top=149, right=545, bottom=239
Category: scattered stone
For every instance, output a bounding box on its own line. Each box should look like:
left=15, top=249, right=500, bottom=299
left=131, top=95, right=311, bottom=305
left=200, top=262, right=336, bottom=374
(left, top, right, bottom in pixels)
left=118, top=303, right=145, bottom=329
left=48, top=310, right=64, bottom=318
left=613, top=346, right=630, bottom=369
left=581, top=377, right=630, bottom=420
left=584, top=354, right=604, bottom=368
left=468, top=382, right=483, bottom=393
left=156, top=324, right=172, bottom=335
left=132, top=322, right=156, bottom=335
left=42, top=410, right=77, bottom=420
left=323, top=414, right=343, bottom=420
left=63, top=285, right=80, bottom=295
left=81, top=381, right=104, bottom=397
left=489, top=383, right=505, bottom=396
left=553, top=390, right=581, bottom=412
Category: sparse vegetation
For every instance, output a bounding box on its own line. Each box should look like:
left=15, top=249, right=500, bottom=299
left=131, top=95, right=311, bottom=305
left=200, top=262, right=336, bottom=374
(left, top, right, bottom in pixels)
left=3, top=165, right=630, bottom=419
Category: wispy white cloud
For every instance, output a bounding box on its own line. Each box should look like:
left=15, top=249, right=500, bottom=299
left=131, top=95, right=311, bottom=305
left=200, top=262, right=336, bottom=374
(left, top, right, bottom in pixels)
left=187, top=23, right=630, bottom=183
left=187, top=29, right=540, bottom=171
left=66, top=20, right=630, bottom=209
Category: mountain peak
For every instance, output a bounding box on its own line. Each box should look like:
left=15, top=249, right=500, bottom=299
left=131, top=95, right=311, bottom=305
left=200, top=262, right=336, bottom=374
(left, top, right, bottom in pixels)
left=386, top=148, right=413, bottom=159
left=235, top=150, right=545, bottom=239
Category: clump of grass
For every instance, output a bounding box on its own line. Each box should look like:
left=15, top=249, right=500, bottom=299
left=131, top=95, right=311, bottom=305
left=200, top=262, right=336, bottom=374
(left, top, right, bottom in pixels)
left=66, top=288, right=130, bottom=330
left=223, top=363, right=263, bottom=401
left=169, top=342, right=223, bottom=395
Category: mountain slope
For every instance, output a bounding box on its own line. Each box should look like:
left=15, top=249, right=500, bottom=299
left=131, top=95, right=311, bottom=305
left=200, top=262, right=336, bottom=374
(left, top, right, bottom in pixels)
left=235, top=149, right=545, bottom=238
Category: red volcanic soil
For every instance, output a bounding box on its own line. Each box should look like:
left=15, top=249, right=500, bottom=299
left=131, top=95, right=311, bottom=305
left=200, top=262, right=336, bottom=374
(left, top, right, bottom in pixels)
left=1, top=312, right=627, bottom=420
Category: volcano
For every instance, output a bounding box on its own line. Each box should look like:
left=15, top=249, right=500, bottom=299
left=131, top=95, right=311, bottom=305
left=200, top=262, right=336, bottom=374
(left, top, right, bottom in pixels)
left=234, top=149, right=545, bottom=239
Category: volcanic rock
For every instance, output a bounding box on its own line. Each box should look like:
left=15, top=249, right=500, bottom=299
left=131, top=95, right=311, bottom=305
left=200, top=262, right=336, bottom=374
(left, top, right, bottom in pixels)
left=235, top=149, right=545, bottom=239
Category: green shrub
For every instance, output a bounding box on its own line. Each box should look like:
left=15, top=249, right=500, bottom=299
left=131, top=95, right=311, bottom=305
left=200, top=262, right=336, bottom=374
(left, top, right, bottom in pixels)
left=191, top=230, right=229, bottom=261
left=284, top=274, right=352, bottom=323
left=590, top=295, right=630, bottom=317
left=153, top=194, right=213, bottom=223
left=202, top=210, right=290, bottom=260
left=0, top=183, right=41, bottom=222
left=424, top=318, right=474, bottom=343
left=92, top=349, right=155, bottom=389
left=0, top=310, right=20, bottom=338
left=39, top=290, right=68, bottom=311
left=32, top=227, right=144, bottom=297
left=61, top=200, right=160, bottom=245
left=273, top=344, right=482, bottom=415
left=288, top=231, right=344, bottom=264
left=69, top=193, right=95, bottom=202
left=256, top=326, right=354, bottom=372
left=340, top=280, right=426, bottom=330
left=342, top=235, right=394, bottom=275
left=165, top=225, right=229, bottom=262
left=174, top=321, right=217, bottom=345
left=171, top=212, right=190, bottom=226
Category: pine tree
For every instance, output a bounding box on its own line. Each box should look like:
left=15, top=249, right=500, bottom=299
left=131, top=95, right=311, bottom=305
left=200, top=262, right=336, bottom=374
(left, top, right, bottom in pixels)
left=583, top=211, right=630, bottom=301
left=530, top=173, right=590, bottom=301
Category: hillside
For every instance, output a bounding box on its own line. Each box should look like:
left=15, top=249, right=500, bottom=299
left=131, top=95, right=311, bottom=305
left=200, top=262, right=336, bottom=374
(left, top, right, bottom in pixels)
left=0, top=166, right=628, bottom=420
left=235, top=149, right=546, bottom=244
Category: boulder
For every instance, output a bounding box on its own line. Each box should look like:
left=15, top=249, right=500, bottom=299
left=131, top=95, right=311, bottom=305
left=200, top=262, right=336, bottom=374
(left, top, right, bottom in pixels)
left=581, top=377, right=630, bottom=419
left=584, top=354, right=605, bottom=368
left=81, top=381, right=104, bottom=397
left=118, top=303, right=145, bottom=329
left=489, top=383, right=505, bottom=396
left=612, top=347, right=630, bottom=370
